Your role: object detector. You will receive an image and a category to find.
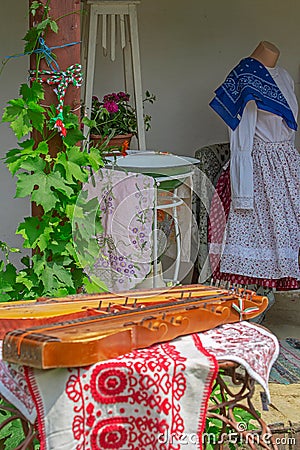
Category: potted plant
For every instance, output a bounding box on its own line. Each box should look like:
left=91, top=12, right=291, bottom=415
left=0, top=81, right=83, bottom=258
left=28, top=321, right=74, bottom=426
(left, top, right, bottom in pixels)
left=83, top=90, right=156, bottom=155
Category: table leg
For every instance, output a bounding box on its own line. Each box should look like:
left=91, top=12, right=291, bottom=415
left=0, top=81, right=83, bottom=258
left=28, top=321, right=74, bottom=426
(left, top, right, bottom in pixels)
left=206, top=362, right=278, bottom=450
left=0, top=394, right=36, bottom=450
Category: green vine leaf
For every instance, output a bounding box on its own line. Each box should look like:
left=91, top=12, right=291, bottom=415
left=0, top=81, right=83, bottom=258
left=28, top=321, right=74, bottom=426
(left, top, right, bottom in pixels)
left=20, top=82, right=44, bottom=103
left=2, top=98, right=25, bottom=122
left=88, top=147, right=105, bottom=171
left=27, top=102, right=45, bottom=133
left=5, top=140, right=48, bottom=176
left=15, top=272, right=34, bottom=291
left=0, top=263, right=17, bottom=294
left=63, top=128, right=85, bottom=147
left=0, top=419, right=25, bottom=449
left=49, top=20, right=59, bottom=34
left=84, top=275, right=108, bottom=293
left=28, top=0, right=42, bottom=17
left=40, top=263, right=74, bottom=294
left=31, top=254, right=45, bottom=277
left=20, top=156, right=46, bottom=173
left=55, top=147, right=89, bottom=183
left=10, top=112, right=32, bottom=138
left=23, top=27, right=40, bottom=53
left=36, top=19, right=56, bottom=33
left=16, top=216, right=45, bottom=249
left=16, top=170, right=74, bottom=213
left=2, top=83, right=46, bottom=138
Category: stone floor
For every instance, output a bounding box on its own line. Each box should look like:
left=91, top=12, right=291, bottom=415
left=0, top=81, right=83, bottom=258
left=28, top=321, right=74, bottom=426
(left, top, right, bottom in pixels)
left=264, top=290, right=300, bottom=340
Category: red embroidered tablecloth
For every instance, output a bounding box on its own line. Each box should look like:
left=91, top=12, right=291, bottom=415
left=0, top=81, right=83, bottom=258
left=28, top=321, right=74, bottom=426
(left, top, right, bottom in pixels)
left=0, top=321, right=279, bottom=450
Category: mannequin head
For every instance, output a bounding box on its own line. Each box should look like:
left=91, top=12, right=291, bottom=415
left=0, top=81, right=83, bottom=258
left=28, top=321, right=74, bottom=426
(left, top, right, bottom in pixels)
left=250, top=41, right=280, bottom=68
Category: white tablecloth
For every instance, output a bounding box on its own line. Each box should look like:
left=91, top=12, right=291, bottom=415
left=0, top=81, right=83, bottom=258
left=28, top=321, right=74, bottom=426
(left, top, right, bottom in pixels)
left=0, top=321, right=279, bottom=450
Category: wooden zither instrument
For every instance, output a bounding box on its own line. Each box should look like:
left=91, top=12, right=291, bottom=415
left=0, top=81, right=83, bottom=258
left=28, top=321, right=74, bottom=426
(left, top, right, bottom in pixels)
left=2, top=284, right=268, bottom=369
left=0, top=283, right=264, bottom=338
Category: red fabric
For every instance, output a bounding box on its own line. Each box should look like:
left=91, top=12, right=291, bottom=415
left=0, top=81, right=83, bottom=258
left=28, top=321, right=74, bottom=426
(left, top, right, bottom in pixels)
left=208, top=167, right=300, bottom=290
left=0, top=323, right=279, bottom=449
left=24, top=336, right=218, bottom=450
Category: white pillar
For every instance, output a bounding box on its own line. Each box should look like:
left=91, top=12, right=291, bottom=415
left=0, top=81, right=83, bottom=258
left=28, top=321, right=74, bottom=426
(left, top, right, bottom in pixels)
left=83, top=0, right=146, bottom=150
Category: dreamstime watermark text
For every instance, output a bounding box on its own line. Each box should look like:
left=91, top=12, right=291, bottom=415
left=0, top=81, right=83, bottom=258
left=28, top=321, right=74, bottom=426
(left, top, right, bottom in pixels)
left=157, top=422, right=296, bottom=446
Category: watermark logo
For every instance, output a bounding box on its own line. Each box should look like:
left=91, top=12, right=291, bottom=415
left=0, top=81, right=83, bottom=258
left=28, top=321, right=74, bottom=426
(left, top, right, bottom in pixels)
left=157, top=422, right=296, bottom=447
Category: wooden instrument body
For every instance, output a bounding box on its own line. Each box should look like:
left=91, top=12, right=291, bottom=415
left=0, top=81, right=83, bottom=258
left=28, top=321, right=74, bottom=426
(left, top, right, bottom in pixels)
left=2, top=285, right=268, bottom=369
left=0, top=284, right=253, bottom=338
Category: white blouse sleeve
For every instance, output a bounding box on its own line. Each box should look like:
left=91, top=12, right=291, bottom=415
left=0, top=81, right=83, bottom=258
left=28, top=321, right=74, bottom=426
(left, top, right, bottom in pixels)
left=229, top=100, right=257, bottom=210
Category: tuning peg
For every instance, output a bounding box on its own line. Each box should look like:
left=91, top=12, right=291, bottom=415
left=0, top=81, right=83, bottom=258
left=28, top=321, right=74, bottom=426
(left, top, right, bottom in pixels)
left=185, top=304, right=199, bottom=310
left=140, top=316, right=156, bottom=326
left=123, top=321, right=137, bottom=327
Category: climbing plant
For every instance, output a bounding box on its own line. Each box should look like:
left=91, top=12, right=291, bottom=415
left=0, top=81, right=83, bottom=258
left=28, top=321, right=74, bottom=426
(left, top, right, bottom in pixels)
left=0, top=1, right=107, bottom=301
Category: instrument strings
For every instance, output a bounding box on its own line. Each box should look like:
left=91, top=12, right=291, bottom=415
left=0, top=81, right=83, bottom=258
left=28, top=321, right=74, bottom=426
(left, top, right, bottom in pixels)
left=11, top=289, right=253, bottom=341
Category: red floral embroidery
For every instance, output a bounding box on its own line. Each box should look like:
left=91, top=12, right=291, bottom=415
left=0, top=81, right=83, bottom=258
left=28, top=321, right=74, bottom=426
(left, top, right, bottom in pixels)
left=66, top=373, right=82, bottom=403
left=65, top=343, right=188, bottom=449
left=91, top=367, right=128, bottom=401
left=92, top=419, right=128, bottom=449
left=73, top=415, right=84, bottom=441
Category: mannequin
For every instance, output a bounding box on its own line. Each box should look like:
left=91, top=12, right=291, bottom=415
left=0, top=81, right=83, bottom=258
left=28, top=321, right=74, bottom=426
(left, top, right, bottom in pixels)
left=208, top=42, right=300, bottom=320
left=250, top=40, right=280, bottom=68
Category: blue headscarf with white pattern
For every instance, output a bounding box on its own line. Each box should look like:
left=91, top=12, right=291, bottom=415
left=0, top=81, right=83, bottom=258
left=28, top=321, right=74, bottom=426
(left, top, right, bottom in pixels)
left=209, top=57, right=297, bottom=131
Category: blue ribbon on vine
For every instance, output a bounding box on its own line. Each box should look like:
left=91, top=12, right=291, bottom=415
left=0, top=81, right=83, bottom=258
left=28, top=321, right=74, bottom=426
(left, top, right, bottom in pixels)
left=5, top=37, right=81, bottom=72
left=33, top=37, right=60, bottom=71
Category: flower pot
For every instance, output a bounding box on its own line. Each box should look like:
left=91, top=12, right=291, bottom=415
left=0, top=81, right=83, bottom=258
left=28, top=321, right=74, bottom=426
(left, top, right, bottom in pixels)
left=90, top=133, right=133, bottom=155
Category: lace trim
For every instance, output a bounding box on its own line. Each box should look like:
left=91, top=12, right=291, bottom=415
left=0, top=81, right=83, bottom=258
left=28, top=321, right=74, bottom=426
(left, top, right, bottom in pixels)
left=232, top=196, right=254, bottom=210
left=209, top=242, right=299, bottom=261
left=220, top=254, right=300, bottom=280
left=222, top=244, right=299, bottom=260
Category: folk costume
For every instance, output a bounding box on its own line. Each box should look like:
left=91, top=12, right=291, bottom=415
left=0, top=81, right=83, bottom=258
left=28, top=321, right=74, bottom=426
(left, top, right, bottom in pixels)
left=208, top=53, right=300, bottom=292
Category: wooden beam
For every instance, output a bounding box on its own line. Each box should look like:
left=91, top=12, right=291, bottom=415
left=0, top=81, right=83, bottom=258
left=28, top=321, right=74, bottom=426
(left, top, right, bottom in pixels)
left=29, top=0, right=81, bottom=112
left=29, top=0, right=81, bottom=217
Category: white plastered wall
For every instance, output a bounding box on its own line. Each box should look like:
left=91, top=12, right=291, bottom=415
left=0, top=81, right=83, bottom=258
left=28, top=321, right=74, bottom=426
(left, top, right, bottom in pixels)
left=0, top=0, right=299, bottom=247
left=92, top=0, right=300, bottom=153
left=0, top=0, right=29, bottom=253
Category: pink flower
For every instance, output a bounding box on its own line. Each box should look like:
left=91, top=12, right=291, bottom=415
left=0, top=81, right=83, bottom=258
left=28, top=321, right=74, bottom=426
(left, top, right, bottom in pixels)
left=103, top=100, right=119, bottom=113
left=103, top=93, right=118, bottom=103
left=117, top=91, right=130, bottom=102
